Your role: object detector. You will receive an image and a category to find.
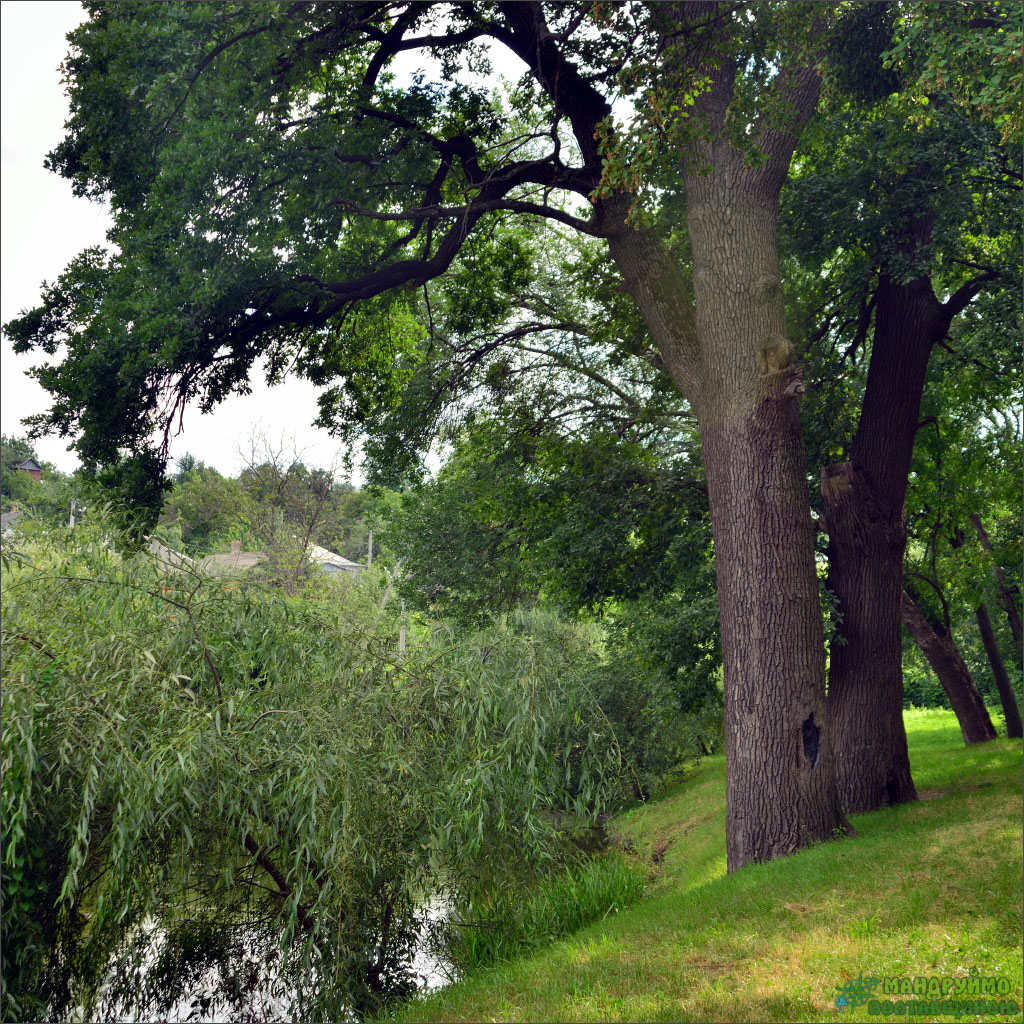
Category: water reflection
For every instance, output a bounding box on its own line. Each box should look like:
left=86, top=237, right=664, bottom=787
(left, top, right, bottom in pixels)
left=82, top=903, right=453, bottom=1023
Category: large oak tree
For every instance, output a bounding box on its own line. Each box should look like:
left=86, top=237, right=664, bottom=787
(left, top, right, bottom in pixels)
left=6, top=2, right=855, bottom=867
left=784, top=0, right=1020, bottom=811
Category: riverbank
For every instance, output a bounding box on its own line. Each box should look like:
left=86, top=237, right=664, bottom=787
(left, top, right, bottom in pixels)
left=389, top=709, right=1023, bottom=1023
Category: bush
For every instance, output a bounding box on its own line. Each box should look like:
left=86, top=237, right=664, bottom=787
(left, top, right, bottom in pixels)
left=494, top=607, right=723, bottom=804
left=591, top=597, right=723, bottom=801
left=1, top=518, right=624, bottom=1021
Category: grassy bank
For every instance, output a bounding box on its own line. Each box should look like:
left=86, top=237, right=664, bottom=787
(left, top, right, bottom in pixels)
left=390, top=709, right=1023, bottom=1023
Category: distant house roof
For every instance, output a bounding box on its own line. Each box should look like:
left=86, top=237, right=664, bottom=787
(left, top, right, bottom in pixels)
left=197, top=541, right=365, bottom=577
left=200, top=548, right=266, bottom=572
left=13, top=459, right=42, bottom=473
left=147, top=538, right=196, bottom=570
left=308, top=542, right=365, bottom=573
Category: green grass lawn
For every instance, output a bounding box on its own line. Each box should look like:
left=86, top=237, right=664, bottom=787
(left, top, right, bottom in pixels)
left=389, top=709, right=1023, bottom=1023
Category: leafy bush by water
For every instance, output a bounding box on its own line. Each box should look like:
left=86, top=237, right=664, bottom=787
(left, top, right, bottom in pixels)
left=1, top=518, right=625, bottom=1021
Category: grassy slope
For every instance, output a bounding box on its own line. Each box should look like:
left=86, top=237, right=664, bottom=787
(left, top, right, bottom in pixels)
left=392, top=710, right=1023, bottom=1023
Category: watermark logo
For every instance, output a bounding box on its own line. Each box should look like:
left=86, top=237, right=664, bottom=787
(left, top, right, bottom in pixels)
left=835, top=970, right=1019, bottom=1016
left=835, top=974, right=880, bottom=1012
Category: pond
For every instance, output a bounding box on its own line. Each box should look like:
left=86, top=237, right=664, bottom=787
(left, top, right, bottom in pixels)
left=78, top=902, right=453, bottom=1023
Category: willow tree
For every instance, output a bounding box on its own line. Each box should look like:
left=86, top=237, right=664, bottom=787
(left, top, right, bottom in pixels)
left=2, top=518, right=622, bottom=1019
left=6, top=2, right=851, bottom=868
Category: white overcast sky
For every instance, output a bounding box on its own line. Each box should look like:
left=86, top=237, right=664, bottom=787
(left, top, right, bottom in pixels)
left=0, top=1, right=363, bottom=477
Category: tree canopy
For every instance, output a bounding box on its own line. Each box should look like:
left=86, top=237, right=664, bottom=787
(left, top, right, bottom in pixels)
left=7, top=2, right=636, bottom=486
left=7, top=2, right=845, bottom=491
left=5, top=0, right=1021, bottom=872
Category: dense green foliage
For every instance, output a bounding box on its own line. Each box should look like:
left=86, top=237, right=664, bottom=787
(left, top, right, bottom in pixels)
left=1, top=517, right=625, bottom=1021
left=160, top=434, right=725, bottom=805
left=393, top=425, right=704, bottom=618
left=0, top=436, right=84, bottom=524
left=884, top=1, right=1022, bottom=146
left=389, top=417, right=723, bottom=793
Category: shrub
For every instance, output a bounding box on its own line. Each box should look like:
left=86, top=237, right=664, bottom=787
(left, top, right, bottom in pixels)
left=1, top=518, right=623, bottom=1021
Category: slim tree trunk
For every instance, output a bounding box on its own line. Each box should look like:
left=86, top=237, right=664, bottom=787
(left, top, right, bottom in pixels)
left=951, top=526, right=1022, bottom=739
left=901, top=590, right=997, bottom=744
left=974, top=601, right=1023, bottom=738
left=969, top=513, right=1023, bottom=664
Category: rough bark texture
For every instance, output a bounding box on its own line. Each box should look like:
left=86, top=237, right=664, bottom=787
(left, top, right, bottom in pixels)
left=974, top=600, right=1023, bottom=739
left=603, top=11, right=850, bottom=869
left=901, top=591, right=997, bottom=744
left=702, top=398, right=848, bottom=867
left=969, top=513, right=1023, bottom=665
left=821, top=462, right=916, bottom=812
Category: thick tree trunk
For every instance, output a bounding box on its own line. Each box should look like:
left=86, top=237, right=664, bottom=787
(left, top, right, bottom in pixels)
left=974, top=601, right=1023, bottom=739
left=821, top=463, right=916, bottom=811
left=819, top=272, right=943, bottom=812
left=687, top=188, right=850, bottom=871
left=701, top=399, right=849, bottom=868
left=969, top=513, right=1023, bottom=664
left=901, top=590, right=997, bottom=744
left=604, top=10, right=850, bottom=870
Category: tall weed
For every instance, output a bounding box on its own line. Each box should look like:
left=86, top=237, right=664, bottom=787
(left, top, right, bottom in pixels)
left=443, top=854, right=645, bottom=972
